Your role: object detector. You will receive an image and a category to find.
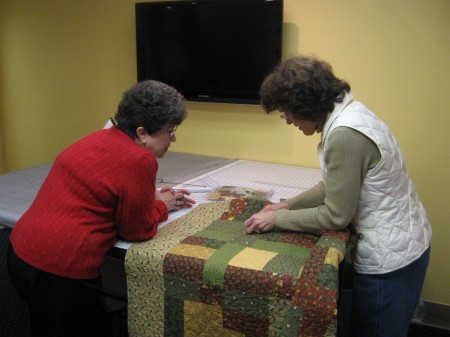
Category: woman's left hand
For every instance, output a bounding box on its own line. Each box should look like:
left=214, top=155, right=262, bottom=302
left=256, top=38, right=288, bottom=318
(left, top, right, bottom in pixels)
left=244, top=210, right=276, bottom=234
left=156, top=187, right=196, bottom=211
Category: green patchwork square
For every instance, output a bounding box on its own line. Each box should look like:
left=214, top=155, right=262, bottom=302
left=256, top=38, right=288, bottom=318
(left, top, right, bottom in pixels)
left=193, top=229, right=237, bottom=241
left=202, top=243, right=246, bottom=288
left=207, top=219, right=246, bottom=235
left=222, top=289, right=269, bottom=319
left=164, top=274, right=201, bottom=302
left=228, top=234, right=260, bottom=247
left=263, top=254, right=308, bottom=277
left=202, top=238, right=226, bottom=249
left=252, top=239, right=311, bottom=257
left=164, top=296, right=184, bottom=336
left=256, top=231, right=284, bottom=242
left=317, top=264, right=338, bottom=289
left=269, top=297, right=303, bottom=337
left=317, top=235, right=346, bottom=253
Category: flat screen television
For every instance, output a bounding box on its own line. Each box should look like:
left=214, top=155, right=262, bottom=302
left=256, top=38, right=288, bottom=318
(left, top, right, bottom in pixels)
left=135, top=0, right=283, bottom=104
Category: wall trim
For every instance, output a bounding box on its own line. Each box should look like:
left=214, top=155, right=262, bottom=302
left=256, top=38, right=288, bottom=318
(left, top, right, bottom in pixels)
left=413, top=300, right=450, bottom=330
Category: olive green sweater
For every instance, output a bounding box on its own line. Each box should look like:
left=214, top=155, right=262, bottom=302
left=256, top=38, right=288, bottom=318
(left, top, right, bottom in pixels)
left=274, top=126, right=381, bottom=233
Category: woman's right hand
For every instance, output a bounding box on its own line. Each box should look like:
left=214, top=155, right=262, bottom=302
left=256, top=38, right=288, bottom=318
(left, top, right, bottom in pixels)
left=243, top=201, right=289, bottom=234
left=156, top=188, right=196, bottom=212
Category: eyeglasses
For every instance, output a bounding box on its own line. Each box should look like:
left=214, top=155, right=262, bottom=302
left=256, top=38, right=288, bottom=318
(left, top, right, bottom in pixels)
left=163, top=125, right=178, bottom=138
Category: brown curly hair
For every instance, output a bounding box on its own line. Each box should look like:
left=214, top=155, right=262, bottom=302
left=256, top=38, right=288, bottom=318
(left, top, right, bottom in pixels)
left=259, top=55, right=350, bottom=122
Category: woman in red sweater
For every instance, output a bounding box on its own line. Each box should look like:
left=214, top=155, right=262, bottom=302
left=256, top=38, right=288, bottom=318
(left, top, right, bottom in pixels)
left=7, top=80, right=195, bottom=337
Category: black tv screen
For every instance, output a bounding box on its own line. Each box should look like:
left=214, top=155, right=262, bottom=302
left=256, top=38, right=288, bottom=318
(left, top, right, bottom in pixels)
left=136, top=0, right=283, bottom=104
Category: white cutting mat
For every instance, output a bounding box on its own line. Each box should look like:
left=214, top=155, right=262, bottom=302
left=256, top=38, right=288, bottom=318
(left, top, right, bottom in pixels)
left=156, top=160, right=322, bottom=227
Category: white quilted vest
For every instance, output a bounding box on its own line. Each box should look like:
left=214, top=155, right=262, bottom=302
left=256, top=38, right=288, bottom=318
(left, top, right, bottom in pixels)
left=318, top=93, right=432, bottom=274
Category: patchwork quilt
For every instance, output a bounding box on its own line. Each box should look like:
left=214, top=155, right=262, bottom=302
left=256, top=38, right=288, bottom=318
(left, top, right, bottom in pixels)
left=125, top=199, right=349, bottom=337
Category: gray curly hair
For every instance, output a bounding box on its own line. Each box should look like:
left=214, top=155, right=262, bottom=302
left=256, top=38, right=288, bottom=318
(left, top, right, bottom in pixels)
left=115, top=80, right=187, bottom=138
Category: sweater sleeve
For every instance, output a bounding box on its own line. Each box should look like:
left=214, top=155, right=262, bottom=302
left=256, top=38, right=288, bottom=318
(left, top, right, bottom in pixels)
left=286, top=181, right=326, bottom=209
left=274, top=127, right=380, bottom=233
left=115, top=153, right=168, bottom=241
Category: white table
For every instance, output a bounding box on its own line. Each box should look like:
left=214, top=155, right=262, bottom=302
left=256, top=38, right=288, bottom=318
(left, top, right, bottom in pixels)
left=0, top=152, right=237, bottom=228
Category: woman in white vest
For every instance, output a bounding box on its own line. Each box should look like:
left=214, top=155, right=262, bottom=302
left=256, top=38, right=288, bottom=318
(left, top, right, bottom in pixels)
left=244, top=55, right=431, bottom=337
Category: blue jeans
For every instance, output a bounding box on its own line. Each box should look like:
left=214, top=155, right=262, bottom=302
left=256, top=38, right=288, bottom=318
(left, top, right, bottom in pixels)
left=350, top=246, right=430, bottom=337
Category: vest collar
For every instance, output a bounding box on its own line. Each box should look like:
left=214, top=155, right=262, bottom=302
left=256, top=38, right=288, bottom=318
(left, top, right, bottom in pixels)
left=321, top=92, right=354, bottom=144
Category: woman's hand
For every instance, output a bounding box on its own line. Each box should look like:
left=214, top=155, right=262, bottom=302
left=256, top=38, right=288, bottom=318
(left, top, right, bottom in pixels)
left=244, top=201, right=289, bottom=234
left=156, top=187, right=196, bottom=211
left=244, top=211, right=276, bottom=234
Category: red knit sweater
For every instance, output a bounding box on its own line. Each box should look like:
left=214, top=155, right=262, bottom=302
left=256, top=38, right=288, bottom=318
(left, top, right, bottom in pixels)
left=10, top=127, right=168, bottom=279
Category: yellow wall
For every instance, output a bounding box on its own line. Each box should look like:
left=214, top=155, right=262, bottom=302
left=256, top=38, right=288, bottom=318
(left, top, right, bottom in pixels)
left=1, top=0, right=449, bottom=305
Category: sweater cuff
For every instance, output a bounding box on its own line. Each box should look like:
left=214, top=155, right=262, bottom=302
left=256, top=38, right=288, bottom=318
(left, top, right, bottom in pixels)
left=274, top=208, right=321, bottom=233
left=154, top=200, right=169, bottom=222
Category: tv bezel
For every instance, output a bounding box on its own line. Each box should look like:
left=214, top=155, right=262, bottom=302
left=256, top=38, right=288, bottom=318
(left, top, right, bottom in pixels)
left=135, top=0, right=283, bottom=105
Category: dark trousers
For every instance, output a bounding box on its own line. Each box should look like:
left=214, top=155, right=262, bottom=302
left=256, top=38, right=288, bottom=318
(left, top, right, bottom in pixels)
left=350, top=246, right=430, bottom=337
left=7, top=243, right=112, bottom=337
